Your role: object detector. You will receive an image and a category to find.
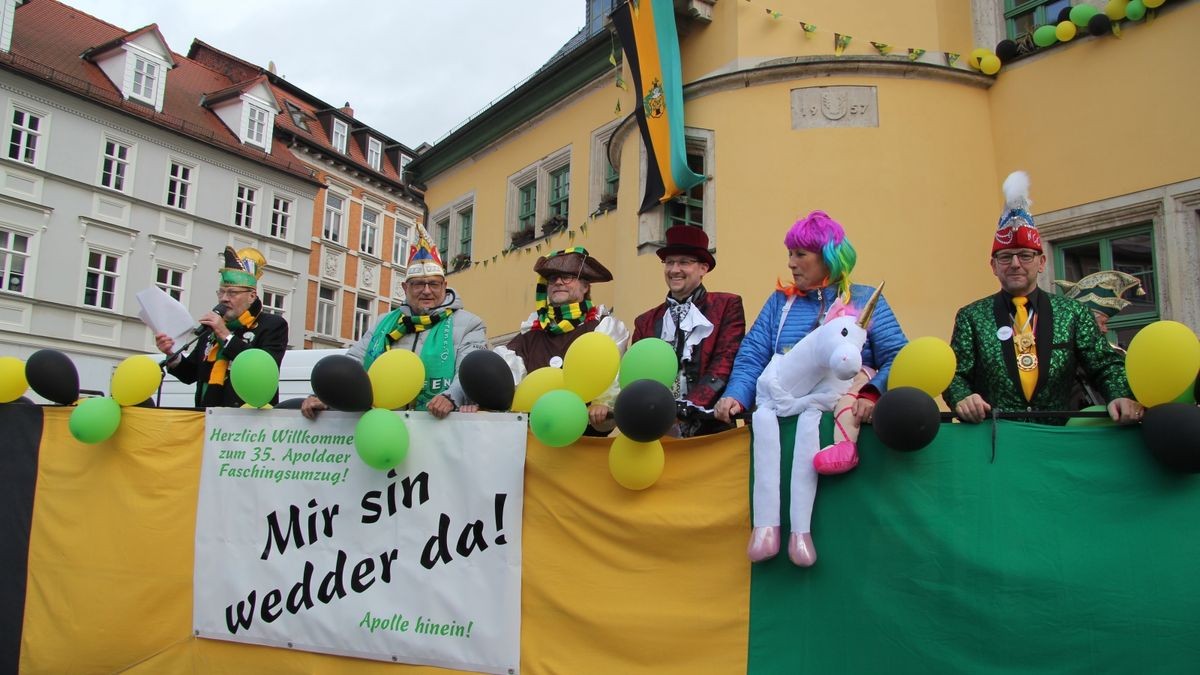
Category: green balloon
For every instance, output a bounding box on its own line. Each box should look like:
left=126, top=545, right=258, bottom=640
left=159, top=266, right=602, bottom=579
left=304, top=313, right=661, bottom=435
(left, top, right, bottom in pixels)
left=1069, top=3, right=1099, bottom=26
left=1125, top=0, right=1146, bottom=21
left=1033, top=25, right=1059, bottom=48
left=1066, top=404, right=1117, bottom=427
left=530, top=390, right=588, bottom=447
left=230, top=348, right=280, bottom=408
left=619, top=338, right=679, bottom=388
left=355, top=408, right=409, bottom=470
left=69, top=396, right=122, bottom=443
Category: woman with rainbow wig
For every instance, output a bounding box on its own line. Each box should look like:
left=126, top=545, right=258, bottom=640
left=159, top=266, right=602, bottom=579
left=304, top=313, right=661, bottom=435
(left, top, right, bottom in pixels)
left=715, top=210, right=907, bottom=566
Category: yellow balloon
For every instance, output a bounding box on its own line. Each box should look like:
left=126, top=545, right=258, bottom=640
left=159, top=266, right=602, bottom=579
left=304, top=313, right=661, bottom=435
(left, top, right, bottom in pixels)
left=562, top=332, right=620, bottom=402
left=512, top=366, right=565, bottom=413
left=980, top=54, right=1001, bottom=76
left=888, top=336, right=957, bottom=397
left=608, top=435, right=665, bottom=490
left=1126, top=321, right=1200, bottom=407
left=1105, top=0, right=1129, bottom=20
left=1143, top=0, right=1164, bottom=8
left=368, top=349, right=425, bottom=410
left=0, top=355, right=28, bottom=403
left=1055, top=21, right=1077, bottom=42
left=110, top=355, right=163, bottom=406
left=967, top=47, right=990, bottom=70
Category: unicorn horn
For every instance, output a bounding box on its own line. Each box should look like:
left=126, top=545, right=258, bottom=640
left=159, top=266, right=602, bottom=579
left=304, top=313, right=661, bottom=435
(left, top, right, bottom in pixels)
left=857, top=282, right=885, bottom=329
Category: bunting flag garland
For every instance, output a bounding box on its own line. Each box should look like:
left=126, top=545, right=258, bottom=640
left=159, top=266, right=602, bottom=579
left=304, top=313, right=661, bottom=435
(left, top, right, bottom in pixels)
left=945, top=52, right=960, bottom=67
left=610, top=0, right=706, bottom=214
left=907, top=48, right=926, bottom=61
left=870, top=41, right=892, bottom=55
left=799, top=21, right=816, bottom=36
left=765, top=9, right=782, bottom=19
left=834, top=33, right=852, bottom=56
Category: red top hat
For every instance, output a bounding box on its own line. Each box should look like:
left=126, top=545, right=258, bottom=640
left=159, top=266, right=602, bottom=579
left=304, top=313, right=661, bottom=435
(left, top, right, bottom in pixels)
left=656, top=225, right=716, bottom=271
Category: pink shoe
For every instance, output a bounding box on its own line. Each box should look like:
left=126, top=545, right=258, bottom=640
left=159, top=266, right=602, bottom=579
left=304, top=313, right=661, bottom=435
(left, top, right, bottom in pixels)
left=747, top=526, right=781, bottom=562
left=813, top=440, right=859, bottom=475
left=788, top=531, right=817, bottom=567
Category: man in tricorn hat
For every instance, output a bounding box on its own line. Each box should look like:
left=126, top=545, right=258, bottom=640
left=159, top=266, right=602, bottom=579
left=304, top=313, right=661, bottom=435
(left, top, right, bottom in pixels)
left=1055, top=270, right=1145, bottom=407
left=631, top=225, right=745, bottom=437
left=495, top=247, right=629, bottom=434
left=944, top=171, right=1142, bottom=424
left=155, top=246, right=288, bottom=407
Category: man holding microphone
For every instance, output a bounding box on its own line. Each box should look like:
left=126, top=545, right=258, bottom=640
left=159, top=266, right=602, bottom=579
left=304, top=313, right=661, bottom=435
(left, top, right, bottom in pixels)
left=155, top=246, right=288, bottom=407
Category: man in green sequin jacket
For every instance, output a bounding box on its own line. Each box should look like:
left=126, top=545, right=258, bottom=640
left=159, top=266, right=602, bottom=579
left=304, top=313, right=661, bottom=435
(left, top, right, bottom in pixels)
left=943, top=171, right=1143, bottom=426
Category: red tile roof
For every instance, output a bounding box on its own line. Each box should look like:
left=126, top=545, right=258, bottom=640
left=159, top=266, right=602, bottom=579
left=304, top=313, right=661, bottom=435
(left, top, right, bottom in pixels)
left=1, top=0, right=319, bottom=185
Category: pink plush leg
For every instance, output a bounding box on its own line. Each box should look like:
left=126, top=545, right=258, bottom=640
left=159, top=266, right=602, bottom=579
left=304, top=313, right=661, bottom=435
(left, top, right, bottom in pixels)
left=788, top=531, right=817, bottom=567
left=747, top=526, right=782, bottom=562
left=813, top=400, right=860, bottom=475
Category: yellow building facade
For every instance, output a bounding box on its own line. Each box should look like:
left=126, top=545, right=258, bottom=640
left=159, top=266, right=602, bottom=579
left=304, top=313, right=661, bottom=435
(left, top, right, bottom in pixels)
left=410, top=0, right=1199, bottom=348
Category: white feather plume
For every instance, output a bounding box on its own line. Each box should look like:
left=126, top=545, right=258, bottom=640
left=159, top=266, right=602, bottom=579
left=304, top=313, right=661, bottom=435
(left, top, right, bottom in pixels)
left=1002, top=171, right=1031, bottom=211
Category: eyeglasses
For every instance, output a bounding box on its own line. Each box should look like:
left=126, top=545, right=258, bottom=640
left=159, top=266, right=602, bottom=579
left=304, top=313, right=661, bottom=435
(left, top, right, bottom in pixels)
left=405, top=279, right=445, bottom=291
left=545, top=273, right=579, bottom=285
left=215, top=288, right=252, bottom=299
left=993, top=251, right=1040, bottom=264
left=662, top=258, right=700, bottom=269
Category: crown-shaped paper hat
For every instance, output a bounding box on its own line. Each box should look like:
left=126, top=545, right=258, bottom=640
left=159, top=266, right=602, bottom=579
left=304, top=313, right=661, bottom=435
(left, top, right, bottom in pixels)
left=406, top=223, right=445, bottom=278
left=220, top=246, right=265, bottom=287
left=993, top=171, right=1042, bottom=254
left=1055, top=270, right=1145, bottom=318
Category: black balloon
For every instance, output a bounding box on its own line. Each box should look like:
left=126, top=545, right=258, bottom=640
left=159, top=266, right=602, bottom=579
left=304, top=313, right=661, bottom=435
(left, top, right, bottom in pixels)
left=614, top=379, right=677, bottom=442
left=458, top=350, right=515, bottom=411
left=1087, top=14, right=1112, bottom=37
left=25, top=349, right=79, bottom=405
left=311, top=355, right=373, bottom=412
left=134, top=397, right=157, bottom=408
left=1056, top=6, right=1073, bottom=23
left=872, top=386, right=941, bottom=452
left=995, top=39, right=1019, bottom=62
left=275, top=397, right=306, bottom=409
left=1141, top=403, right=1200, bottom=473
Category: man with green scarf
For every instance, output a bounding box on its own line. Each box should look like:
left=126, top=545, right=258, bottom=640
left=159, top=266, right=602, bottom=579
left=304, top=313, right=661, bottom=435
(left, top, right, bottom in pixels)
left=301, top=225, right=486, bottom=419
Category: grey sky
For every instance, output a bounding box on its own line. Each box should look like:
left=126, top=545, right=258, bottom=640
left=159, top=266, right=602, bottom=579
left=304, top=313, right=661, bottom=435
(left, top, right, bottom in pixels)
left=61, top=0, right=586, bottom=148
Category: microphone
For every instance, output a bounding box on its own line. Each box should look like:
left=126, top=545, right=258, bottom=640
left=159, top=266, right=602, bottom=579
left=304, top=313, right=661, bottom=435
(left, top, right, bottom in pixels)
left=194, top=303, right=231, bottom=339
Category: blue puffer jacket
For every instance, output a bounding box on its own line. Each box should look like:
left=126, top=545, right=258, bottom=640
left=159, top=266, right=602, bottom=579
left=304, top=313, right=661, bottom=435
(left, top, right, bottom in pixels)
left=722, top=284, right=908, bottom=407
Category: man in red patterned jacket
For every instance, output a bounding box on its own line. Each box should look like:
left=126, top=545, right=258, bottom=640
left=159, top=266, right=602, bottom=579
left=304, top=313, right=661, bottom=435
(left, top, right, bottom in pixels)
left=632, top=226, right=746, bottom=437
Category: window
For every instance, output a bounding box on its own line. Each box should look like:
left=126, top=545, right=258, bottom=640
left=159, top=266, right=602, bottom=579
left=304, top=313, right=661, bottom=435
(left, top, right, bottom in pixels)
left=84, top=250, right=119, bottom=309
left=393, top=220, right=411, bottom=266
left=324, top=193, right=345, bottom=243
left=354, top=296, right=374, bottom=341
left=1055, top=226, right=1158, bottom=348
left=459, top=208, right=473, bottom=259
left=235, top=184, right=257, bottom=229
left=130, top=57, right=158, bottom=103
left=517, top=182, right=537, bottom=232
left=0, top=228, right=30, bottom=293
left=1004, top=0, right=1071, bottom=39
left=166, top=161, right=192, bottom=210
left=367, top=138, right=382, bottom=171
left=360, top=208, right=379, bottom=256
left=8, top=108, right=42, bottom=165
left=284, top=101, right=309, bottom=130
left=261, top=290, right=286, bottom=317
left=331, top=119, right=348, bottom=153
left=399, top=154, right=411, bottom=171
left=155, top=266, right=185, bottom=301
left=603, top=144, right=619, bottom=201
left=436, top=218, right=450, bottom=257
left=666, top=150, right=705, bottom=229
left=316, top=285, right=338, bottom=336
left=271, top=196, right=292, bottom=239
left=245, top=105, right=269, bottom=147
left=548, top=166, right=570, bottom=218
left=99, top=139, right=130, bottom=191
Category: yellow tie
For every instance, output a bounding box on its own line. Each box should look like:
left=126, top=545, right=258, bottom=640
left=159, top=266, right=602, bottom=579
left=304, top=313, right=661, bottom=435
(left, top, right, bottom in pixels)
left=1013, top=296, right=1037, bottom=401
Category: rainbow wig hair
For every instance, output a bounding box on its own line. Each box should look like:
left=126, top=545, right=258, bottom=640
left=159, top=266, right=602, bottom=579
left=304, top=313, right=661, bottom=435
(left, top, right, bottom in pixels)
left=784, top=210, right=857, bottom=300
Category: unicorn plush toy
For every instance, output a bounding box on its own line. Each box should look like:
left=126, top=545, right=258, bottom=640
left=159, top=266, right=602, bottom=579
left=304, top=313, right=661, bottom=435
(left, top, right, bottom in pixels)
left=749, top=285, right=882, bottom=567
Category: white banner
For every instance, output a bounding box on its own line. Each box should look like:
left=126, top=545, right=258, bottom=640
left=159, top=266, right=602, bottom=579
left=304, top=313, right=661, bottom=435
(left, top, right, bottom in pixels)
left=193, top=409, right=526, bottom=674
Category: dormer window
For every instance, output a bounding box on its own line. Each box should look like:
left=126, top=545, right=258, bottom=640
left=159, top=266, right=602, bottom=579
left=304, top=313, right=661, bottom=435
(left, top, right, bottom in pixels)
left=367, top=137, right=382, bottom=171
left=332, top=119, right=348, bottom=153
left=130, top=57, right=158, bottom=103
left=244, top=105, right=269, bottom=148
